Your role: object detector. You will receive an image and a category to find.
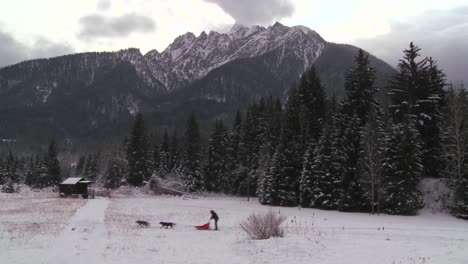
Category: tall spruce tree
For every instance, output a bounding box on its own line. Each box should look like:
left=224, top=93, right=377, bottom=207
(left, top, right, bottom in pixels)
left=1, top=151, right=18, bottom=193
left=259, top=150, right=279, bottom=205
left=296, top=66, right=326, bottom=141
left=33, top=154, right=49, bottom=188
left=382, top=118, right=424, bottom=215
left=238, top=106, right=261, bottom=196
left=342, top=49, right=378, bottom=125
left=126, top=113, right=152, bottom=186
left=388, top=42, right=446, bottom=178
left=204, top=119, right=229, bottom=192
left=301, top=118, right=345, bottom=209
left=228, top=111, right=243, bottom=170
left=227, top=111, right=248, bottom=195
left=332, top=113, right=368, bottom=212
left=331, top=49, right=381, bottom=212
left=169, top=130, right=181, bottom=171
left=265, top=90, right=305, bottom=206
left=153, top=142, right=161, bottom=173
left=104, top=157, right=125, bottom=189
left=75, top=155, right=86, bottom=177
left=159, top=130, right=171, bottom=172
left=24, top=156, right=35, bottom=186
left=46, top=140, right=61, bottom=185
left=84, top=153, right=100, bottom=181
left=183, top=113, right=203, bottom=192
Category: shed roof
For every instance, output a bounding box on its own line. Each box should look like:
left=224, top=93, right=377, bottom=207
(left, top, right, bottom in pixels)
left=61, top=177, right=84, bottom=185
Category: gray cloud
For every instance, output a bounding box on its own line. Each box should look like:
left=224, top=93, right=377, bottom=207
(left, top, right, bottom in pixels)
left=0, top=30, right=74, bottom=68
left=97, top=0, right=111, bottom=11
left=205, top=0, right=294, bottom=25
left=78, top=13, right=155, bottom=40
left=355, top=6, right=468, bottom=84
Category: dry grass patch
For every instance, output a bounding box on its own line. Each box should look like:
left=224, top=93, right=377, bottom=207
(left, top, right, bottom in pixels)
left=0, top=193, right=86, bottom=246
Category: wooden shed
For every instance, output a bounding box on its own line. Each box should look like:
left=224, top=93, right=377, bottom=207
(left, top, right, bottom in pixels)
left=59, top=177, right=94, bottom=198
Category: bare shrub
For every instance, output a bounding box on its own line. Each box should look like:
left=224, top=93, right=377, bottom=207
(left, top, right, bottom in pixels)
left=240, top=211, right=287, bottom=240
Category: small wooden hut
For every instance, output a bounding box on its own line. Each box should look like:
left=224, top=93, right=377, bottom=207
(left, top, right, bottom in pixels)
left=59, top=177, right=94, bottom=198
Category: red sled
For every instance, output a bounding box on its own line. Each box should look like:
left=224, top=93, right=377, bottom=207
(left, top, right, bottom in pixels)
left=195, top=223, right=210, bottom=230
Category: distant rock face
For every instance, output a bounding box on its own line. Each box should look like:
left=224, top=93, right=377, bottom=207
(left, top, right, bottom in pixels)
left=144, top=22, right=326, bottom=91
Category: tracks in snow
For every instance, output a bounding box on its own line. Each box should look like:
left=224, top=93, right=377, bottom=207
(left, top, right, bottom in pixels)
left=40, top=198, right=109, bottom=264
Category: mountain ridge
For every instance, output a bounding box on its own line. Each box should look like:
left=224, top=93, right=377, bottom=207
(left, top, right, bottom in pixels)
left=0, top=22, right=396, bottom=148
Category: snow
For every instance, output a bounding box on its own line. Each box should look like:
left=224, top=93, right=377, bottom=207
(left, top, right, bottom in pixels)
left=1, top=193, right=467, bottom=264
left=143, top=23, right=326, bottom=91
left=44, top=198, right=109, bottom=264
left=60, top=177, right=84, bottom=185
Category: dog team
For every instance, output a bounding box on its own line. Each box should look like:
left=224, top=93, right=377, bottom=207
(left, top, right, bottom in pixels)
left=135, top=210, right=219, bottom=230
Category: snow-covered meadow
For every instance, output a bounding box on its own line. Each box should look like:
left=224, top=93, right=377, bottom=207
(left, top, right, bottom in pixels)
left=1, top=191, right=467, bottom=264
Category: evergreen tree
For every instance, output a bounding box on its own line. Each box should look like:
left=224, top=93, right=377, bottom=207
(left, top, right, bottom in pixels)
left=75, top=155, right=86, bottom=177
left=1, top=152, right=19, bottom=192
left=204, top=119, right=229, bottom=192
left=228, top=111, right=243, bottom=168
left=342, top=49, right=378, bottom=125
left=300, top=121, right=344, bottom=209
left=238, top=107, right=261, bottom=195
left=227, top=111, right=248, bottom=195
left=0, top=155, right=4, bottom=185
left=333, top=114, right=368, bottom=212
left=388, top=43, right=446, bottom=178
left=126, top=113, right=152, bottom=186
left=299, top=145, right=316, bottom=208
left=382, top=118, right=424, bottom=215
left=153, top=142, right=161, bottom=173
left=84, top=153, right=100, bottom=181
left=169, top=130, right=181, bottom=171
left=265, top=143, right=299, bottom=206
left=104, top=157, right=125, bottom=189
left=296, top=66, right=326, bottom=141
left=159, top=130, right=171, bottom=172
left=24, top=156, right=35, bottom=186
left=46, top=140, right=61, bottom=185
left=263, top=91, right=305, bottom=206
left=183, top=113, right=203, bottom=191
left=259, top=149, right=279, bottom=205
left=32, top=154, right=49, bottom=188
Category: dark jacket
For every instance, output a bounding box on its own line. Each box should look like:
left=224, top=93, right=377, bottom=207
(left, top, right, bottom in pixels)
left=210, top=210, right=219, bottom=221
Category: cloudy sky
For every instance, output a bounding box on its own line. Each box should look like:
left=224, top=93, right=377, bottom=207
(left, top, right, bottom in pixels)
left=0, top=0, right=466, bottom=83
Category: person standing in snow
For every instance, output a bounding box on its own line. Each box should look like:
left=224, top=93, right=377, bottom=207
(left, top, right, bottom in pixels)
left=210, top=210, right=219, bottom=230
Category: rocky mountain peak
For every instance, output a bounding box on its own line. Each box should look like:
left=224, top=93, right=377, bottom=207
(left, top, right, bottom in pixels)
left=1, top=23, right=328, bottom=95
left=142, top=23, right=327, bottom=91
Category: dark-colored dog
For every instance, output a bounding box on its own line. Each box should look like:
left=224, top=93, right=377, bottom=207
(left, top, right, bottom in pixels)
left=136, top=220, right=150, bottom=227
left=159, top=222, right=176, bottom=229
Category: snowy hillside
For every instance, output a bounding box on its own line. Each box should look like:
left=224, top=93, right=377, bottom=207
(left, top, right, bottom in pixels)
left=1, top=193, right=467, bottom=264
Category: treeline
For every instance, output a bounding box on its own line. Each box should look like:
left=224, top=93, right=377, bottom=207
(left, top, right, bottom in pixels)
left=0, top=140, right=60, bottom=192
left=1, top=43, right=467, bottom=219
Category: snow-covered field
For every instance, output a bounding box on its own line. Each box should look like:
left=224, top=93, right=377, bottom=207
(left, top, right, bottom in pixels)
left=1, top=192, right=467, bottom=264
